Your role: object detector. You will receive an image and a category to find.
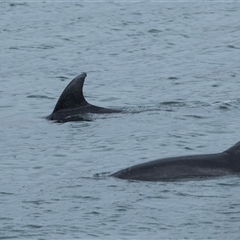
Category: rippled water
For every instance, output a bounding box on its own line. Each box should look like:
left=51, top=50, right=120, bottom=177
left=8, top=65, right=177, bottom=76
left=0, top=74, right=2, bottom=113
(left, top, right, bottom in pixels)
left=1, top=2, right=240, bottom=239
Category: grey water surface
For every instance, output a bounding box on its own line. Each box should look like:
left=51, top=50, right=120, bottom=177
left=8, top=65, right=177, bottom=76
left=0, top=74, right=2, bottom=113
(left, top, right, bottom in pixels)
left=1, top=1, right=240, bottom=239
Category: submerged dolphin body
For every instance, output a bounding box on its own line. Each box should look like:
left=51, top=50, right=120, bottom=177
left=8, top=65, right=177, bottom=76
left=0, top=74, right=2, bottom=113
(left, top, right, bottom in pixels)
left=111, top=142, right=240, bottom=181
left=47, top=73, right=121, bottom=122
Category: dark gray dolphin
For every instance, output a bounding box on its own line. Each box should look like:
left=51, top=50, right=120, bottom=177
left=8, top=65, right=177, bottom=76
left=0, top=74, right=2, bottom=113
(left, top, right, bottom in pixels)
left=111, top=141, right=240, bottom=181
left=47, top=73, right=121, bottom=122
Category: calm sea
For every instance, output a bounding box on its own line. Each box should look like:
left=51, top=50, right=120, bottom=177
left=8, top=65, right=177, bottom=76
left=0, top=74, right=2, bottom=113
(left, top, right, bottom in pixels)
left=1, top=1, right=240, bottom=239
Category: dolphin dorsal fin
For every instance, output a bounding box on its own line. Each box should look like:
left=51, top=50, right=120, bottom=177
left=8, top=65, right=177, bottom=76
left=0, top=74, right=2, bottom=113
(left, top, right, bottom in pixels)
left=225, top=141, right=240, bottom=155
left=53, top=73, right=88, bottom=113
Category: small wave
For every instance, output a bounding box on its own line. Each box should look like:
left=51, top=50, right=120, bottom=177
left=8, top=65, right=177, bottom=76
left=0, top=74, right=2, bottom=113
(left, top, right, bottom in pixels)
left=157, top=101, right=188, bottom=111
left=148, top=29, right=162, bottom=33
left=57, top=76, right=69, bottom=81
left=93, top=172, right=111, bottom=179
left=0, top=191, right=14, bottom=195
left=213, top=100, right=240, bottom=111
left=27, top=95, right=54, bottom=100
left=184, top=114, right=209, bottom=119
left=9, top=45, right=54, bottom=50
left=0, top=105, right=14, bottom=109
left=9, top=3, right=28, bottom=7
left=228, top=45, right=240, bottom=49
left=37, top=45, right=54, bottom=50
left=23, top=225, right=42, bottom=229
left=159, top=101, right=186, bottom=106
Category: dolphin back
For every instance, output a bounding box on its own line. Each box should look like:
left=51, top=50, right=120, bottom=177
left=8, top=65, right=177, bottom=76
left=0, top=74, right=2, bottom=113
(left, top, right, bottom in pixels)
left=111, top=141, right=240, bottom=181
left=224, top=141, right=240, bottom=155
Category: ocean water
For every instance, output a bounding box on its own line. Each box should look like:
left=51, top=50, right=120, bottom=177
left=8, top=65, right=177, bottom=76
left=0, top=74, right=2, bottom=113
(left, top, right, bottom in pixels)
left=1, top=1, right=240, bottom=239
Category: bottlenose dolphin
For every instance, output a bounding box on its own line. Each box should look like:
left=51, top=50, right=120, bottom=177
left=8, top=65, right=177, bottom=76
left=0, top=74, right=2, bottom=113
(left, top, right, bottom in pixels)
left=47, top=73, right=121, bottom=122
left=111, top=141, right=240, bottom=181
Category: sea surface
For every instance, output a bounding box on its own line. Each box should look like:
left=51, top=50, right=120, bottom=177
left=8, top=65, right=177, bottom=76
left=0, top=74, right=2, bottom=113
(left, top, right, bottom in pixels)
left=1, top=1, right=240, bottom=239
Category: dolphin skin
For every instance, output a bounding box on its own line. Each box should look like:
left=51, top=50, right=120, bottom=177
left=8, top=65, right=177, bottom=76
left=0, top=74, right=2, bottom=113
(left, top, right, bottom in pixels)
left=47, top=73, right=121, bottom=122
left=111, top=141, right=240, bottom=181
